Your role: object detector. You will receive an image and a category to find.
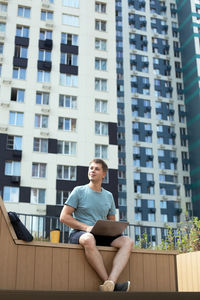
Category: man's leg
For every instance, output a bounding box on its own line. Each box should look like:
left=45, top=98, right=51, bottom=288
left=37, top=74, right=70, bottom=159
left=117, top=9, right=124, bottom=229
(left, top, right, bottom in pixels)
left=79, top=232, right=109, bottom=282
left=108, top=236, right=133, bottom=283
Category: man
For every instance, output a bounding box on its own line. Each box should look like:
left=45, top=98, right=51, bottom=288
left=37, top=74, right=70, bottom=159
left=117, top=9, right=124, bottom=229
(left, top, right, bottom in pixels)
left=60, top=159, right=133, bottom=292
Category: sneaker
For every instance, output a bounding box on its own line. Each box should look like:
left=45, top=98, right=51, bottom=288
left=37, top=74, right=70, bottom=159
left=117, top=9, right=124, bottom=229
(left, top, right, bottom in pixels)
left=99, top=280, right=115, bottom=292
left=114, top=281, right=130, bottom=292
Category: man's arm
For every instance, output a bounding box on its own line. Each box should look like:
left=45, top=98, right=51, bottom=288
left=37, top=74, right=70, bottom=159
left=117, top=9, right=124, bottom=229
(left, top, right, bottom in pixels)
left=60, top=205, right=93, bottom=232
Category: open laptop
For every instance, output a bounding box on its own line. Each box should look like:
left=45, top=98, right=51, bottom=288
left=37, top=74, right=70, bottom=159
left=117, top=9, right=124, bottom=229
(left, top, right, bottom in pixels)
left=91, top=220, right=129, bottom=236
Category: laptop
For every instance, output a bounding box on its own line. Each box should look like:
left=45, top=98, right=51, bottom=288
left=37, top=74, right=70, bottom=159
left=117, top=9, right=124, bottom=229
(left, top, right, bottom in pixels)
left=91, top=220, right=129, bottom=236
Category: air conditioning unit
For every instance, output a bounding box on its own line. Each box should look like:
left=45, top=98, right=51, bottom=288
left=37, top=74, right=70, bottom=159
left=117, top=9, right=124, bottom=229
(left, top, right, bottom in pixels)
left=155, top=54, right=160, bottom=58
left=158, top=120, right=163, bottom=125
left=135, top=167, right=141, bottom=172
left=42, top=84, right=51, bottom=91
left=135, top=193, right=142, bottom=199
left=11, top=176, right=20, bottom=184
left=160, top=144, right=165, bottom=149
left=161, top=169, right=166, bottom=174
left=3, top=78, right=12, bottom=85
left=133, top=93, right=139, bottom=98
left=40, top=129, right=49, bottom=137
left=0, top=13, right=7, bottom=21
left=162, top=196, right=168, bottom=200
left=0, top=101, right=9, bottom=107
left=42, top=0, right=50, bottom=9
left=132, top=71, right=138, bottom=75
left=156, top=75, right=161, bottom=79
left=0, top=33, right=5, bottom=42
left=168, top=77, right=172, bottom=81
left=41, top=108, right=50, bottom=114
left=45, top=21, right=54, bottom=28
left=0, top=56, right=3, bottom=63
left=131, top=28, right=136, bottom=33
left=0, top=124, right=8, bottom=131
left=133, top=117, right=139, bottom=121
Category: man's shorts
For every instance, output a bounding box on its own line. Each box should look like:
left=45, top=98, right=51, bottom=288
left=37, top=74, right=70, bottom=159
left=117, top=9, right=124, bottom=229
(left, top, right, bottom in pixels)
left=69, top=230, right=122, bottom=246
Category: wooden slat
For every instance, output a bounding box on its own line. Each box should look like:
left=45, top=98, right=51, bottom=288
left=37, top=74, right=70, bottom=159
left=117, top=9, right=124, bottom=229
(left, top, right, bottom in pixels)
left=0, top=210, right=18, bottom=289
left=130, top=252, right=144, bottom=291
left=169, top=255, right=177, bottom=291
left=68, top=248, right=85, bottom=291
left=143, top=254, right=157, bottom=291
left=16, top=245, right=35, bottom=290
left=52, top=248, right=69, bottom=291
left=34, top=247, right=53, bottom=290
left=156, top=254, right=171, bottom=291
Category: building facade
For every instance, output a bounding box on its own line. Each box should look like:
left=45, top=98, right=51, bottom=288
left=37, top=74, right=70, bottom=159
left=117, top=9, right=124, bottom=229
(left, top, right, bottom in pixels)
left=116, top=0, right=192, bottom=244
left=176, top=0, right=200, bottom=218
left=0, top=0, right=118, bottom=235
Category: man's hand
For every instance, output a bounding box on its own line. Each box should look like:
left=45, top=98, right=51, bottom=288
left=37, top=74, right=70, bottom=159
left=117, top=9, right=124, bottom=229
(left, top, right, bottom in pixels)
left=85, top=225, right=93, bottom=232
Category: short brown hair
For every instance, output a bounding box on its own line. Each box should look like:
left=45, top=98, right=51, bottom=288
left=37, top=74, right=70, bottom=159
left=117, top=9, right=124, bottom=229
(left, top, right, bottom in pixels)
left=89, top=159, right=108, bottom=172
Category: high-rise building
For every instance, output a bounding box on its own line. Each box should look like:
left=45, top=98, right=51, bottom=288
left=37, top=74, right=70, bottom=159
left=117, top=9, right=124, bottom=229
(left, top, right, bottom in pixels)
left=116, top=0, right=192, bottom=244
left=0, top=0, right=118, bottom=235
left=176, top=0, right=200, bottom=218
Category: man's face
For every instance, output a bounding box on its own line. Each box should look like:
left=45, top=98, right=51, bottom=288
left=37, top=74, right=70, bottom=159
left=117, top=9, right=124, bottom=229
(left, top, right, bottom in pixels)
left=88, top=162, right=106, bottom=183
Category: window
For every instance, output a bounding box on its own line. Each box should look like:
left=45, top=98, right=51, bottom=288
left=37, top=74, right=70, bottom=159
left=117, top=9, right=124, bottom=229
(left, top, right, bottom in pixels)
left=40, top=29, right=52, bottom=40
left=95, top=121, right=108, bottom=135
left=148, top=213, right=155, bottom=222
left=56, top=190, right=71, bottom=205
left=57, top=140, right=76, bottom=155
left=95, top=78, right=107, bottom=91
left=95, top=99, right=107, bottom=113
left=57, top=165, right=76, bottom=180
left=3, top=187, right=19, bottom=203
left=34, top=114, right=48, bottom=128
left=0, top=22, right=5, bottom=32
left=0, top=43, right=3, bottom=54
left=37, top=70, right=50, bottom=83
left=61, top=33, right=78, bottom=45
left=95, top=58, right=107, bottom=70
left=119, top=198, right=127, bottom=206
left=33, top=138, right=48, bottom=152
left=11, top=88, right=25, bottom=103
left=161, top=214, right=168, bottom=222
left=95, top=144, right=108, bottom=159
left=32, top=163, right=46, bottom=178
left=41, top=10, right=53, bottom=21
left=0, top=3, right=7, bottom=12
left=16, top=25, right=29, bottom=38
left=95, top=20, right=106, bottom=31
left=59, top=95, right=77, bottom=108
left=60, top=52, right=78, bottom=66
left=95, top=38, right=107, bottom=50
left=58, top=117, right=76, bottom=131
left=9, top=111, right=23, bottom=126
left=12, top=67, right=26, bottom=80
left=18, top=6, right=30, bottom=18
left=31, top=188, right=45, bottom=204
left=38, top=49, right=51, bottom=62
left=62, top=0, right=79, bottom=8
left=62, top=14, right=79, bottom=26
left=7, top=135, right=22, bottom=150
left=36, top=92, right=49, bottom=105
left=95, top=2, right=106, bottom=13
left=5, top=161, right=21, bottom=176
left=160, top=201, right=167, bottom=209
left=14, top=45, right=28, bottom=59
left=135, top=212, right=142, bottom=221
left=60, top=73, right=78, bottom=87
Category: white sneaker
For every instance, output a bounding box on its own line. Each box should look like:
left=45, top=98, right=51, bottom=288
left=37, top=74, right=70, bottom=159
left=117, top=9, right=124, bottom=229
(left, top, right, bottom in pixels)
left=99, top=280, right=115, bottom=292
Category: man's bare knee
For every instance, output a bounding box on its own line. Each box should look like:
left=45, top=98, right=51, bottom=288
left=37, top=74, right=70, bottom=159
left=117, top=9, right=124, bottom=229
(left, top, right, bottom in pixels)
left=79, top=233, right=96, bottom=249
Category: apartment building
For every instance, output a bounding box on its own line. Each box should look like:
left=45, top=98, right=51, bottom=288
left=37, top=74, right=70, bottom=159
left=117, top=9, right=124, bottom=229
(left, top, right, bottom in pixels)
left=116, top=0, right=192, bottom=244
left=176, top=0, right=200, bottom=218
left=0, top=0, right=118, bottom=234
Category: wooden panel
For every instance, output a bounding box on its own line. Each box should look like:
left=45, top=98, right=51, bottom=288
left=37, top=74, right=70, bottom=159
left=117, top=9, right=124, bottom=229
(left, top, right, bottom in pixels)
left=143, top=254, right=157, bottom=291
left=16, top=245, right=35, bottom=290
left=0, top=212, right=17, bottom=289
left=101, top=249, right=115, bottom=277
left=156, top=254, right=171, bottom=291
left=130, top=252, right=144, bottom=291
left=68, top=248, right=85, bottom=291
left=52, top=248, right=69, bottom=291
left=117, top=259, right=130, bottom=285
left=169, top=255, right=177, bottom=291
left=34, top=247, right=53, bottom=290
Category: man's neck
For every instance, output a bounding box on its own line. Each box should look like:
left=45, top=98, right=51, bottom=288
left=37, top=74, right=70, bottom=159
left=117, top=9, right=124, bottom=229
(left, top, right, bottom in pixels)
left=88, top=181, right=102, bottom=193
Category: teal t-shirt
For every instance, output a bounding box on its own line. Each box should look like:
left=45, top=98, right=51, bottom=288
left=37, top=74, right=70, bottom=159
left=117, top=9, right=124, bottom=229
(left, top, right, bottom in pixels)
left=65, top=184, right=116, bottom=233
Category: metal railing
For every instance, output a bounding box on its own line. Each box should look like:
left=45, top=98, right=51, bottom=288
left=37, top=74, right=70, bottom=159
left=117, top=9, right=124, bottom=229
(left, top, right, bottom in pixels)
left=17, top=213, right=178, bottom=247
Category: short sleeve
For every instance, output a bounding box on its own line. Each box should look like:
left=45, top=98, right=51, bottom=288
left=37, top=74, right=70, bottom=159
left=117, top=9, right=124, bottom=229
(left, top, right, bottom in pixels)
left=65, top=187, right=79, bottom=209
left=108, top=194, right=116, bottom=216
